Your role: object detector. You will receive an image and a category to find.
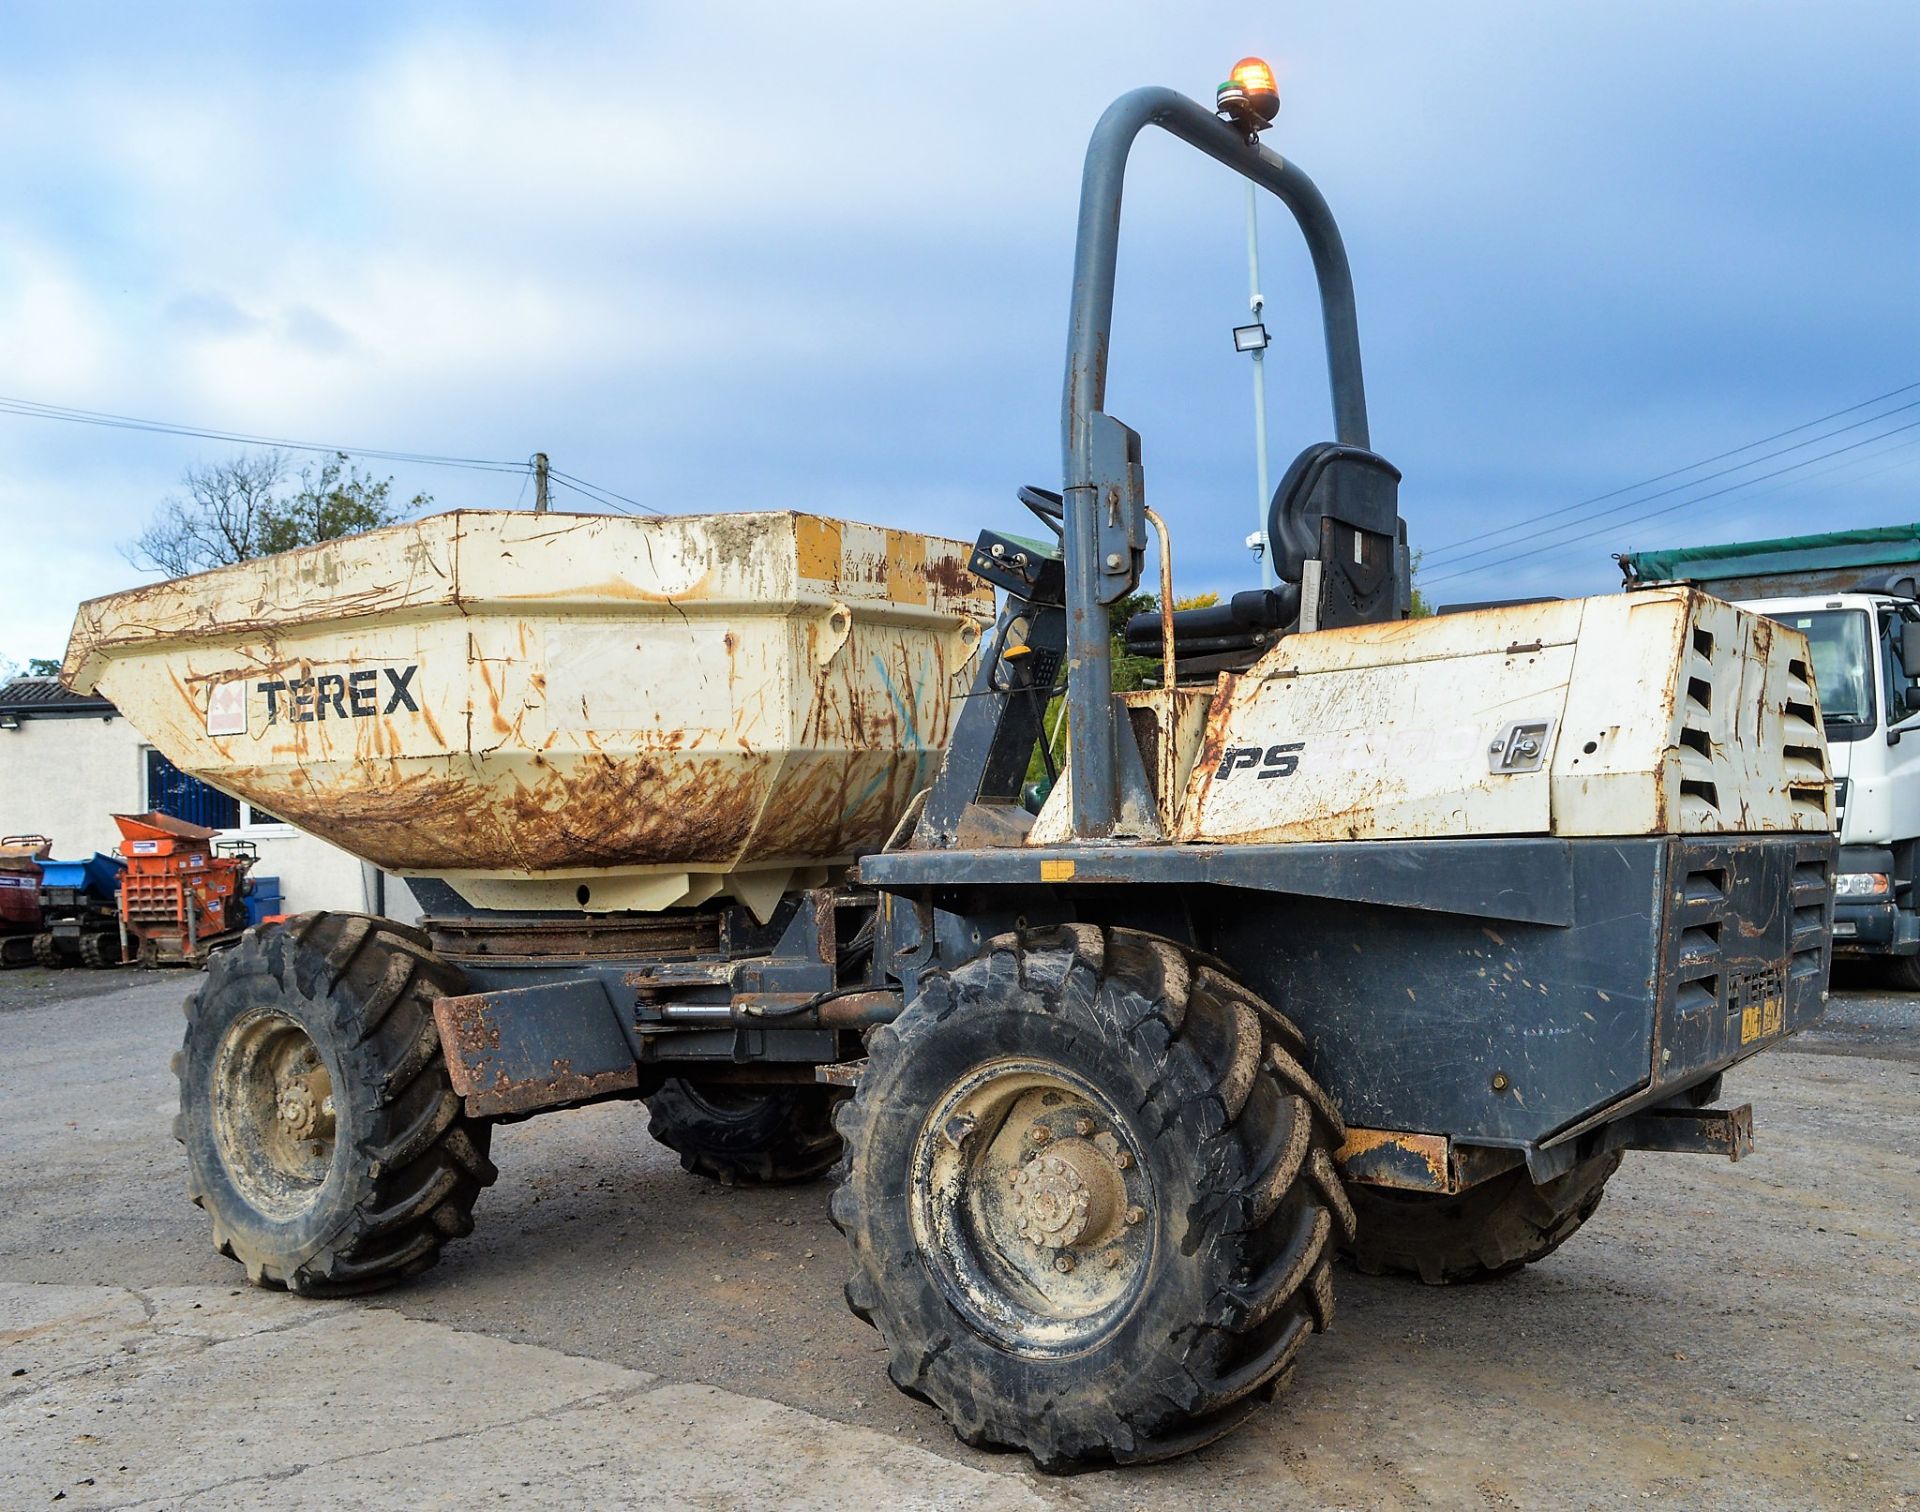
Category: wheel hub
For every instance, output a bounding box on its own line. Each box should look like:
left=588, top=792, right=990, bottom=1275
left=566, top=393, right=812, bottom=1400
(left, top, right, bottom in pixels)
left=210, top=1009, right=337, bottom=1221
left=910, top=1060, right=1156, bottom=1357
left=275, top=1070, right=334, bottom=1142
left=1010, top=1138, right=1122, bottom=1249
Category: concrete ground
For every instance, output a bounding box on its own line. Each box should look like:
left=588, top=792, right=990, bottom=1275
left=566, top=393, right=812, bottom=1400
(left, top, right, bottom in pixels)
left=1, top=963, right=1915, bottom=1510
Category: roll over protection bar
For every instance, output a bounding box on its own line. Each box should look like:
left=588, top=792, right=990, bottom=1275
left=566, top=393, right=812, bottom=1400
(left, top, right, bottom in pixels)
left=1059, top=86, right=1372, bottom=837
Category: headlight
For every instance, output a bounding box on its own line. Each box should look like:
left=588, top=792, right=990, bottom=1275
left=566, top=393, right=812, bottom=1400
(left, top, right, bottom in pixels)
left=1835, top=872, right=1891, bottom=899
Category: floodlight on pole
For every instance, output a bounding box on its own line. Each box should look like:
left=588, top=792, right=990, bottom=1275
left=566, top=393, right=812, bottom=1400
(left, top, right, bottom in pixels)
left=1216, top=56, right=1282, bottom=588
left=1244, top=185, right=1274, bottom=587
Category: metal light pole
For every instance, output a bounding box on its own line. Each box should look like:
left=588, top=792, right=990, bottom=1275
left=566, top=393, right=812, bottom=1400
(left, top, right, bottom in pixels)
left=1244, top=181, right=1274, bottom=588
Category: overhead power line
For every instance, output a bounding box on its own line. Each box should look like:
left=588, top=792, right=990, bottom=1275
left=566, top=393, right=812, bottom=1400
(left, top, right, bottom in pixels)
left=1424, top=413, right=1920, bottom=587
left=0, top=393, right=527, bottom=474
left=1427, top=393, right=1920, bottom=572
left=1422, top=379, right=1920, bottom=565
left=547, top=468, right=662, bottom=516
left=0, top=391, right=661, bottom=514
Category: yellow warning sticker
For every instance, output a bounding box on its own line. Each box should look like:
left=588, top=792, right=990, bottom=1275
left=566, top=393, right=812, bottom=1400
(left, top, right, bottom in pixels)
left=1039, top=858, right=1076, bottom=882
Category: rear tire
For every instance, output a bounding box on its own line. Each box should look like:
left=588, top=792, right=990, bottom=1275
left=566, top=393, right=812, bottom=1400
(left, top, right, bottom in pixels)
left=1345, top=1151, right=1621, bottom=1285
left=645, top=1078, right=842, bottom=1185
left=174, top=912, right=497, bottom=1295
left=832, top=925, right=1350, bottom=1470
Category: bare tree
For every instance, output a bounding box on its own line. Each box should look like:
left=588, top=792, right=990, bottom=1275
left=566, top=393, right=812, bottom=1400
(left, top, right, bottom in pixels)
left=126, top=451, right=290, bottom=577
left=125, top=450, right=430, bottom=578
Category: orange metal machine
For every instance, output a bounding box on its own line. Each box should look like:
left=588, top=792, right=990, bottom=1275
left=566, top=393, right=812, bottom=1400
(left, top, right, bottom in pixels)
left=113, top=813, right=253, bottom=966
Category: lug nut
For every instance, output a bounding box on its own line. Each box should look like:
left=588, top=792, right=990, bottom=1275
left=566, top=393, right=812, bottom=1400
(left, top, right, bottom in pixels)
left=1113, top=1149, right=1133, bottom=1170
left=1028, top=1124, right=1051, bottom=1145
left=1124, top=1205, right=1145, bottom=1227
left=1073, top=1117, right=1094, bottom=1137
left=1054, top=1254, right=1075, bottom=1274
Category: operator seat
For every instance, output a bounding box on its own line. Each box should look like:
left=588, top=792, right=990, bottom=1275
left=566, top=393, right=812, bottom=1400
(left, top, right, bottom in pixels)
left=1125, top=441, right=1405, bottom=669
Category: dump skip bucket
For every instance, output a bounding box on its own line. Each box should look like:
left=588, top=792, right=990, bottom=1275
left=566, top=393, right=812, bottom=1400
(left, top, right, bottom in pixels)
left=65, top=510, right=993, bottom=915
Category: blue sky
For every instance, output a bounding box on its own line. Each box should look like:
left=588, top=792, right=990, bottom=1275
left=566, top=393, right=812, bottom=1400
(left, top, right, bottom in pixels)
left=1, top=2, right=1916, bottom=665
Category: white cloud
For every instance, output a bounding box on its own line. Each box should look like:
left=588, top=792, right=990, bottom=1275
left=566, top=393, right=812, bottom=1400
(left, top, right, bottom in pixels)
left=0, top=241, right=117, bottom=394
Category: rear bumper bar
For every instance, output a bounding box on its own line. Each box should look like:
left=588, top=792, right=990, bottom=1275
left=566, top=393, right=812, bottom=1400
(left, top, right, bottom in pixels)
left=1339, top=1101, right=1755, bottom=1195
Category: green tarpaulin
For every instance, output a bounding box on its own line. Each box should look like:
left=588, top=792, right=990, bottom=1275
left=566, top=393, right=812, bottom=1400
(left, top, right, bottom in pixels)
left=1621, top=523, right=1920, bottom=584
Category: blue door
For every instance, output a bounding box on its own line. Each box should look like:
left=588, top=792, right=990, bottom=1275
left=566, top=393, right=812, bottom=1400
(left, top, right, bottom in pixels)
left=144, top=749, right=239, bottom=830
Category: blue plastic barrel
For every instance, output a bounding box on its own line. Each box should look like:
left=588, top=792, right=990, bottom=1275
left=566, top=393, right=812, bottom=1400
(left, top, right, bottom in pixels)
left=245, top=876, right=283, bottom=927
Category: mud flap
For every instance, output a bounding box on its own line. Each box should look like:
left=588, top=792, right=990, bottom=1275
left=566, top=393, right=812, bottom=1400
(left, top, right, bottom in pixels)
left=435, top=979, right=638, bottom=1118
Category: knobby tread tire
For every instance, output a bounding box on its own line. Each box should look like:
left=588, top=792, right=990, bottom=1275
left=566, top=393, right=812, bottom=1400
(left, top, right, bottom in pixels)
left=645, top=1078, right=843, bottom=1185
left=175, top=911, right=496, bottom=1296
left=30, top=933, right=60, bottom=969
left=831, top=924, right=1349, bottom=1471
left=1345, top=1151, right=1622, bottom=1285
left=79, top=931, right=120, bottom=969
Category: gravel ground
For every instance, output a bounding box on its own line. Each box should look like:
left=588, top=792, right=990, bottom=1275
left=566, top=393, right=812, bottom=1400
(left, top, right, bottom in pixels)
left=1, top=963, right=1915, bottom=1509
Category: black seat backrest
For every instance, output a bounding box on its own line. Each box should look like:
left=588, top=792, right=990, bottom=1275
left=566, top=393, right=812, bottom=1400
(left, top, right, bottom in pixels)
left=1121, top=441, right=1407, bottom=665
left=1266, top=442, right=1404, bottom=629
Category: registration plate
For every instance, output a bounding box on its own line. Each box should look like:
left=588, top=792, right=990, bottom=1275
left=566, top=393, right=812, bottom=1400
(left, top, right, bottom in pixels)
left=1740, top=995, right=1785, bottom=1045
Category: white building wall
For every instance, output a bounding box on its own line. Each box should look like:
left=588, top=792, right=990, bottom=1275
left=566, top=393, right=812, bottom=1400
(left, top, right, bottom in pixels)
left=0, top=712, right=143, bottom=855
left=0, top=713, right=421, bottom=923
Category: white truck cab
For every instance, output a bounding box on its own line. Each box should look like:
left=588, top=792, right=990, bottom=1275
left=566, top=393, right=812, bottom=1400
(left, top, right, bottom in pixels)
left=1739, top=592, right=1920, bottom=975
left=1619, top=528, right=1920, bottom=985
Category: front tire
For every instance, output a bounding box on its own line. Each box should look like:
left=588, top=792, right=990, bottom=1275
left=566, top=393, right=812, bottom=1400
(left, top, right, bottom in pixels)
left=645, top=1078, right=842, bottom=1185
left=1880, top=949, right=1920, bottom=993
left=174, top=912, right=497, bottom=1295
left=832, top=925, right=1350, bottom=1470
left=1345, top=1151, right=1621, bottom=1284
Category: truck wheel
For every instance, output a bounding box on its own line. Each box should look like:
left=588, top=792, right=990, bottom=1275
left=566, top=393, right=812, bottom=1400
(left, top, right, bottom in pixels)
left=645, top=1078, right=842, bottom=1185
left=1880, top=952, right=1920, bottom=993
left=30, top=933, right=59, bottom=968
left=831, top=925, right=1350, bottom=1470
left=174, top=912, right=497, bottom=1295
left=1345, top=1151, right=1621, bottom=1284
left=79, top=931, right=121, bottom=969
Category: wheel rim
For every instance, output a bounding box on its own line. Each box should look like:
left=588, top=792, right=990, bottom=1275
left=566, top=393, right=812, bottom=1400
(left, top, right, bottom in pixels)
left=908, top=1058, right=1155, bottom=1358
left=211, top=1008, right=337, bottom=1220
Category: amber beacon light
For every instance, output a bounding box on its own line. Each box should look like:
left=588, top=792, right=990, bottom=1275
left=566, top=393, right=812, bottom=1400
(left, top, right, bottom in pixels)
left=1215, top=56, right=1280, bottom=135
